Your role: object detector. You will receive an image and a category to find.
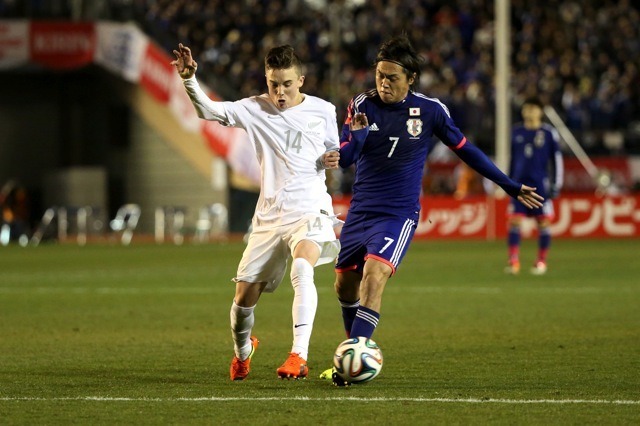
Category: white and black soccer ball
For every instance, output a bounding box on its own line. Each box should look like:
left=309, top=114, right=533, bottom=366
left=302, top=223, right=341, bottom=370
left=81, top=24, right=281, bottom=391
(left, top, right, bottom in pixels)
left=333, top=336, right=383, bottom=384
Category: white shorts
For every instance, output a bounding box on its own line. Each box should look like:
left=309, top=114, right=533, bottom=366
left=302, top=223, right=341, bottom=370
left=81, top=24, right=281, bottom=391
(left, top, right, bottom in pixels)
left=233, top=213, right=340, bottom=292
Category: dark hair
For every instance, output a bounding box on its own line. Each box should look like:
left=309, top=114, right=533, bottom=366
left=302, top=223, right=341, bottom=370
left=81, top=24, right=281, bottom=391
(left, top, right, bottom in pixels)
left=375, top=35, right=423, bottom=86
left=522, top=96, right=544, bottom=108
left=265, top=45, right=302, bottom=74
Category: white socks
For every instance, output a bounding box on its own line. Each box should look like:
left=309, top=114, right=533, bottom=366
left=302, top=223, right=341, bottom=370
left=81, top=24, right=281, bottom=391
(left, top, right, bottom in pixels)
left=230, top=258, right=316, bottom=362
left=230, top=301, right=255, bottom=360
left=290, top=258, right=316, bottom=361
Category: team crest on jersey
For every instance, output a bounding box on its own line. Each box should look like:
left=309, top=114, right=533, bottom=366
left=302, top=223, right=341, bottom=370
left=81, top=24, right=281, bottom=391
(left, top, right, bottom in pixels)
left=534, top=130, right=545, bottom=147
left=306, top=120, right=324, bottom=136
left=406, top=118, right=423, bottom=137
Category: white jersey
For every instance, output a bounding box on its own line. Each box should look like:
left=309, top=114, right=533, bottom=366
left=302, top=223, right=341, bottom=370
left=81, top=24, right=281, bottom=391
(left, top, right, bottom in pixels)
left=183, top=77, right=339, bottom=229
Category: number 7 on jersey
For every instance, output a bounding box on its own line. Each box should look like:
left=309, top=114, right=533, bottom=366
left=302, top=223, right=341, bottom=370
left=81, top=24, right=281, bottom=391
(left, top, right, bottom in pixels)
left=388, top=137, right=399, bottom=158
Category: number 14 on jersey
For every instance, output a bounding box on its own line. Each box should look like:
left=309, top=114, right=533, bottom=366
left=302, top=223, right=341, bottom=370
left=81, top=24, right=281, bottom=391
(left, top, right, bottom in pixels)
left=285, top=130, right=303, bottom=153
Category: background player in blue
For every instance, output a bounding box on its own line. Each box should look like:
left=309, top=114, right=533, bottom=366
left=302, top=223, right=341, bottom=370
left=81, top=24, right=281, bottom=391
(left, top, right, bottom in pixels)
left=322, top=35, right=543, bottom=382
left=505, top=97, right=564, bottom=275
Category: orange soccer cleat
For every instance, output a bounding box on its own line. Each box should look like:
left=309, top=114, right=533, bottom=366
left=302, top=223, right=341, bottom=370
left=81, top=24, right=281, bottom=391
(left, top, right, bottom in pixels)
left=230, top=336, right=259, bottom=381
left=504, top=260, right=521, bottom=275
left=276, top=352, right=308, bottom=379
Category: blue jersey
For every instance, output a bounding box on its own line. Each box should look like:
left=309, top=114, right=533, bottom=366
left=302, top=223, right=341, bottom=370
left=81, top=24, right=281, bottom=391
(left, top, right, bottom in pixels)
left=340, top=90, right=522, bottom=216
left=509, top=123, right=563, bottom=199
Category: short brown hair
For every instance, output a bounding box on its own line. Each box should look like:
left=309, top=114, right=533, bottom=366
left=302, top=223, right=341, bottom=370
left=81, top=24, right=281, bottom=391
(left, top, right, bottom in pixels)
left=265, top=45, right=302, bottom=74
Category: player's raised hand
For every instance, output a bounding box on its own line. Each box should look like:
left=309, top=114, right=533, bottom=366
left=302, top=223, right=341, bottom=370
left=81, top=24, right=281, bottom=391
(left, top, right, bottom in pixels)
left=171, top=43, right=198, bottom=79
left=517, top=184, right=544, bottom=209
left=350, top=112, right=368, bottom=131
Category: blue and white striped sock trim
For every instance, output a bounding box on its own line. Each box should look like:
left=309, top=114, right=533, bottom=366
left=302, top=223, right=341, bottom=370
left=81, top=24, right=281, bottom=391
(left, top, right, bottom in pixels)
left=356, top=309, right=379, bottom=327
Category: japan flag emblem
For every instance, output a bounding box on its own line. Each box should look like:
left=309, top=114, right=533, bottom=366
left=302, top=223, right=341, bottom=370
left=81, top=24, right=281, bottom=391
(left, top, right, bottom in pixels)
left=406, top=118, right=423, bottom=137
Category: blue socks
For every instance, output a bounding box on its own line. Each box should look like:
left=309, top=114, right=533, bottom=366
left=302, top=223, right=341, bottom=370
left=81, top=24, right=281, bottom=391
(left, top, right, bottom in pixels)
left=539, top=228, right=551, bottom=251
left=538, top=227, right=551, bottom=263
left=339, top=298, right=360, bottom=337
left=350, top=306, right=380, bottom=339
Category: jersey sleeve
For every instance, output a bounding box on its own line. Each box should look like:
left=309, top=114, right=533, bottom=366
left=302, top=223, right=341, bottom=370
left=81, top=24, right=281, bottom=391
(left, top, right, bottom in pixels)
left=338, top=98, right=368, bottom=168
left=454, top=142, right=522, bottom=198
left=182, top=76, right=230, bottom=124
left=431, top=102, right=466, bottom=148
left=316, top=102, right=341, bottom=171
left=324, top=102, right=340, bottom=152
left=432, top=104, right=522, bottom=198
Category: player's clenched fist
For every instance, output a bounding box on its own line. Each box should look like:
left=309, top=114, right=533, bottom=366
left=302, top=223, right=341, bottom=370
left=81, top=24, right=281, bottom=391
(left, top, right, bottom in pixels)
left=171, top=43, right=198, bottom=79
left=350, top=112, right=368, bottom=131
left=322, top=151, right=340, bottom=169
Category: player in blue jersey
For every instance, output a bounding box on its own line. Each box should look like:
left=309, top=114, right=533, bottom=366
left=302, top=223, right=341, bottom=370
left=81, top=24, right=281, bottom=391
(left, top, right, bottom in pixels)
left=505, top=97, right=563, bottom=275
left=321, top=35, right=543, bottom=384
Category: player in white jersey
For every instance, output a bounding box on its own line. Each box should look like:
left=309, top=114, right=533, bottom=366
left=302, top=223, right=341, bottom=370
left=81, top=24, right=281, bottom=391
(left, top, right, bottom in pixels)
left=172, top=43, right=341, bottom=380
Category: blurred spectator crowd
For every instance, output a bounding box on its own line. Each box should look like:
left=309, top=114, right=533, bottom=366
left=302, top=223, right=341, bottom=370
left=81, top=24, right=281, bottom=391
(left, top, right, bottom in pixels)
left=140, top=0, right=640, bottom=155
left=3, top=0, right=640, bottom=154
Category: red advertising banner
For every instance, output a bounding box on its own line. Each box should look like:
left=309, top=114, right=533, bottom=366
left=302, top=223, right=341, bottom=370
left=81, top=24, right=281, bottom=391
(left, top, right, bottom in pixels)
left=332, top=195, right=497, bottom=240
left=563, top=157, right=632, bottom=192
left=418, top=196, right=495, bottom=239
left=201, top=119, right=232, bottom=158
left=549, top=194, right=640, bottom=237
left=29, top=21, right=95, bottom=69
left=139, top=41, right=174, bottom=103
left=332, top=194, right=640, bottom=239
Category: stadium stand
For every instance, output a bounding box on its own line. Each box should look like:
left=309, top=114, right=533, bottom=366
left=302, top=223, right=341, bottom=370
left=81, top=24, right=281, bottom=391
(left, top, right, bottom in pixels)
left=4, top=0, right=638, bottom=153
left=136, top=0, right=640, bottom=155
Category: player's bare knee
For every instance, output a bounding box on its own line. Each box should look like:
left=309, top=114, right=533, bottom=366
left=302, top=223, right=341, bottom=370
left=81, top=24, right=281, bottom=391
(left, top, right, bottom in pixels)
left=234, top=281, right=265, bottom=307
left=363, top=256, right=393, bottom=277
left=537, top=218, right=550, bottom=228
left=363, top=275, right=386, bottom=291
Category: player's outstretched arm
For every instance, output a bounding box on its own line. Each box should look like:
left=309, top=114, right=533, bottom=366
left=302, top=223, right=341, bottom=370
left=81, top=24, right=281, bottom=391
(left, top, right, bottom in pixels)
left=171, top=43, right=198, bottom=79
left=454, top=142, right=543, bottom=209
left=517, top=184, right=544, bottom=209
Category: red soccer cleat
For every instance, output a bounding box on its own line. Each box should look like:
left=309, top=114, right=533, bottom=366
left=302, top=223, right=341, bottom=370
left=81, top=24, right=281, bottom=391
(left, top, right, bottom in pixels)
left=276, top=352, right=308, bottom=379
left=230, top=336, right=259, bottom=381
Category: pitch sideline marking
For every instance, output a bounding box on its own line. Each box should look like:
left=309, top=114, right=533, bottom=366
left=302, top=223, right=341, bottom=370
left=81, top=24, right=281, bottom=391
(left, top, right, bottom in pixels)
left=0, top=396, right=638, bottom=405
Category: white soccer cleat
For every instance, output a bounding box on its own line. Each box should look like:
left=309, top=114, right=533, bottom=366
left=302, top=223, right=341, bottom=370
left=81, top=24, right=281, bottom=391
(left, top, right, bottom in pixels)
left=530, top=261, right=547, bottom=275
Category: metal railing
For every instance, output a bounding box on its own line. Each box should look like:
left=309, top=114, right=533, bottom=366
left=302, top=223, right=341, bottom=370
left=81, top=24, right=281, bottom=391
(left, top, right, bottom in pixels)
left=24, top=203, right=229, bottom=246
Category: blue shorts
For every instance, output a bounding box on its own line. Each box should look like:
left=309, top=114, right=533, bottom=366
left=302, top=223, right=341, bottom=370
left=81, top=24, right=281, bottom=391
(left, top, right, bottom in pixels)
left=508, top=199, right=555, bottom=219
left=335, top=211, right=418, bottom=275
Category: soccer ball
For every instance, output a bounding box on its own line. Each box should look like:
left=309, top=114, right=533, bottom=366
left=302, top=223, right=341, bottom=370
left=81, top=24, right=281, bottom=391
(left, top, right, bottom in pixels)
left=333, top=336, right=383, bottom=384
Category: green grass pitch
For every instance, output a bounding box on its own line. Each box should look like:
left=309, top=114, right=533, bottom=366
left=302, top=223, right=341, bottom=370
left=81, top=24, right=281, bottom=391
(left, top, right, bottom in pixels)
left=1, top=239, right=639, bottom=424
